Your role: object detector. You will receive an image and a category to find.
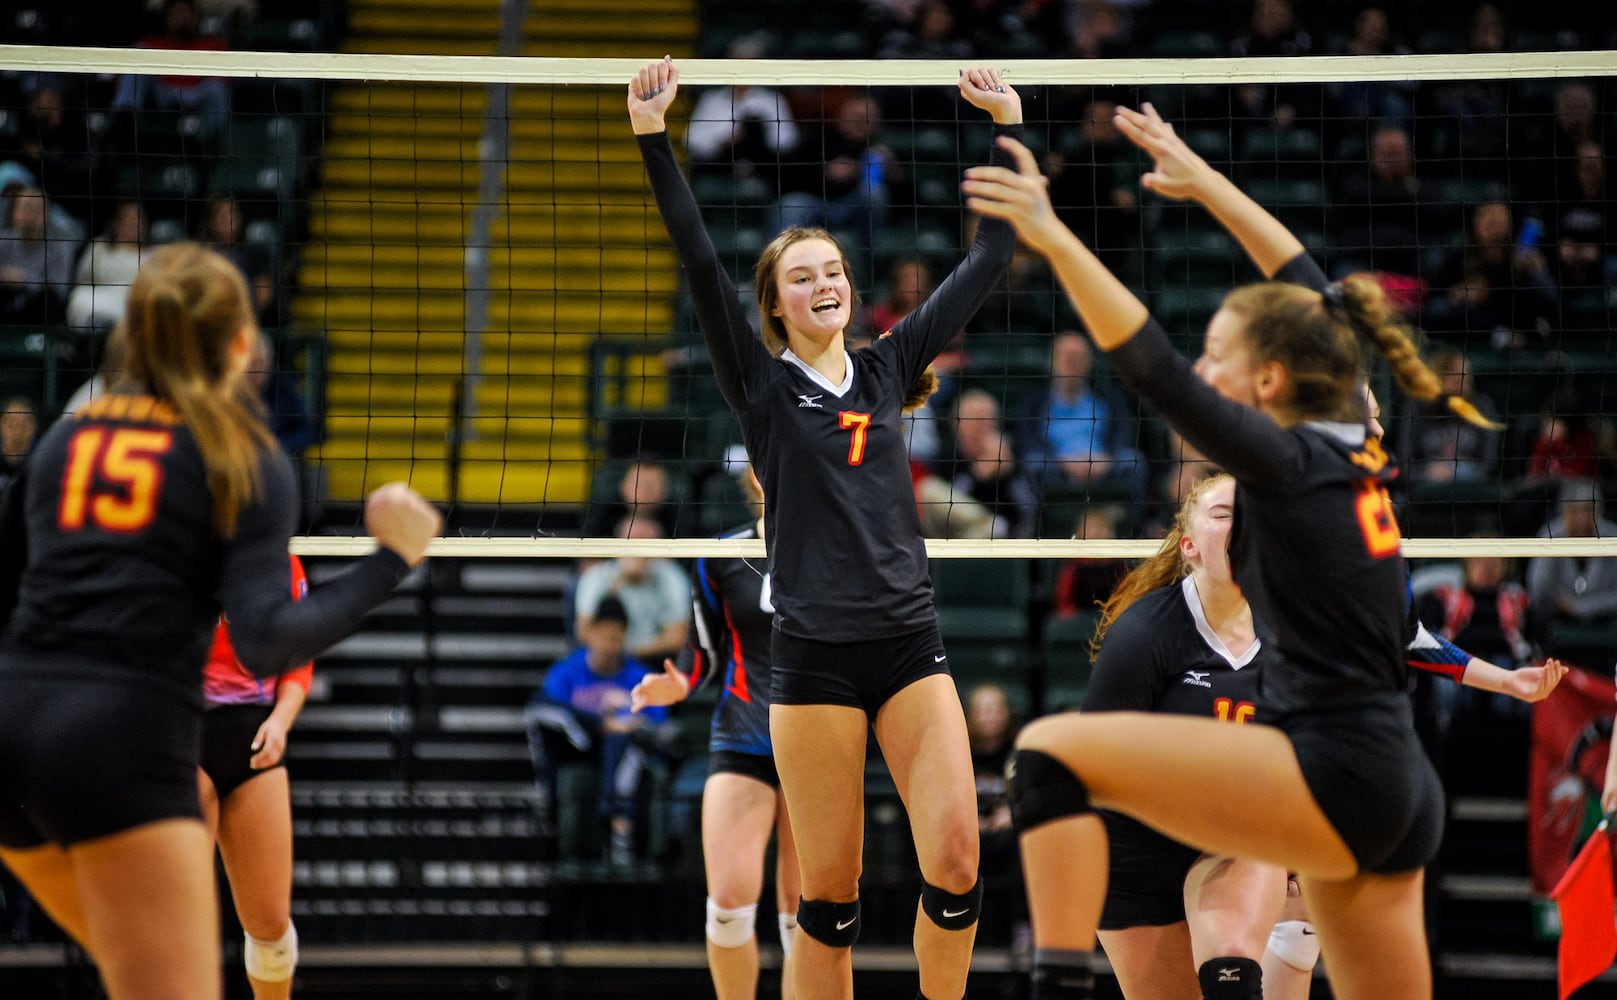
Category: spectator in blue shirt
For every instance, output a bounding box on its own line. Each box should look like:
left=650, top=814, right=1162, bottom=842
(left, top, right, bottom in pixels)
left=1012, top=332, right=1143, bottom=501
left=524, top=596, right=670, bottom=864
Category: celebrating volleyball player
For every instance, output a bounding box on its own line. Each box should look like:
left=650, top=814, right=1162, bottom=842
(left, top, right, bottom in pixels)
left=631, top=463, right=800, bottom=1000
left=630, top=57, right=1021, bottom=1000
left=199, top=554, right=314, bottom=1000
left=960, top=102, right=1500, bottom=999
left=0, top=243, right=441, bottom=1000
left=1085, top=469, right=1564, bottom=1000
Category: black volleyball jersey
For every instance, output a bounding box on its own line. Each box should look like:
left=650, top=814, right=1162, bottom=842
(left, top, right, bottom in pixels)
left=638, top=125, right=1021, bottom=641
left=1108, top=256, right=1407, bottom=716
left=1083, top=577, right=1268, bottom=897
left=0, top=392, right=410, bottom=705
left=687, top=525, right=774, bottom=757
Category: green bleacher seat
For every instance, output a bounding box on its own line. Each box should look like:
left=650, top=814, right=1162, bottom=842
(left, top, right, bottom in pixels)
left=1148, top=30, right=1224, bottom=58
left=1041, top=611, right=1100, bottom=713
left=932, top=558, right=1032, bottom=682
left=1240, top=127, right=1322, bottom=162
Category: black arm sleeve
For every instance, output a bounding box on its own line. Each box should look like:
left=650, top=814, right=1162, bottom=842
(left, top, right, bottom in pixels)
left=1271, top=251, right=1329, bottom=291
left=0, top=464, right=27, bottom=633
left=638, top=131, right=771, bottom=411
left=217, top=454, right=411, bottom=678
left=884, top=123, right=1023, bottom=387
left=1082, top=604, right=1170, bottom=713
left=1107, top=318, right=1304, bottom=490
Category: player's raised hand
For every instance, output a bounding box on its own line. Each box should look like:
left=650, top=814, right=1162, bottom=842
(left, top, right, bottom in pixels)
left=364, top=482, right=442, bottom=567
left=958, top=66, right=1021, bottom=124
left=630, top=659, right=690, bottom=713
left=962, top=136, right=1068, bottom=255
left=628, top=55, right=679, bottom=134
left=1113, top=102, right=1215, bottom=202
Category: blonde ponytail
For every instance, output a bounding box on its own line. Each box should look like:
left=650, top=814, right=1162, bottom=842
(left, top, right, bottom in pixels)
left=123, top=243, right=274, bottom=536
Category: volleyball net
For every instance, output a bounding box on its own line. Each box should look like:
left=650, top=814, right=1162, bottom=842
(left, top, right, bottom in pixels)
left=1, top=41, right=1616, bottom=565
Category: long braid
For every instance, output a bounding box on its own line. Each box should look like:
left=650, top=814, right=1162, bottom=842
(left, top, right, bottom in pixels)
left=1334, top=275, right=1502, bottom=431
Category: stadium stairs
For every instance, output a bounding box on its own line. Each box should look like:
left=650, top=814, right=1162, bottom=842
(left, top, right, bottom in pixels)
left=296, top=0, right=696, bottom=506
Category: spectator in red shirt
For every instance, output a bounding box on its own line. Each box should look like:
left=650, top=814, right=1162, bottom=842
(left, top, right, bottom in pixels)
left=111, top=0, right=231, bottom=138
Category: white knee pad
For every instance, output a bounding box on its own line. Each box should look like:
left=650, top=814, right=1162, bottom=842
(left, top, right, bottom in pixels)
left=244, top=922, right=299, bottom=983
left=705, top=897, right=758, bottom=950
left=779, top=911, right=798, bottom=956
left=1266, top=920, right=1320, bottom=973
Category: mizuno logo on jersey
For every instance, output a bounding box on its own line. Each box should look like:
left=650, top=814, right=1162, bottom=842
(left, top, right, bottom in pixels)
left=797, top=394, right=823, bottom=409
left=1183, top=671, right=1212, bottom=688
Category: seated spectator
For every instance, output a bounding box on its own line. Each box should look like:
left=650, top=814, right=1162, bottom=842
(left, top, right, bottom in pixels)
left=245, top=334, right=316, bottom=462
left=581, top=456, right=683, bottom=539
left=66, top=199, right=153, bottom=333
left=1051, top=504, right=1129, bottom=618
left=573, top=517, right=691, bottom=664
left=685, top=34, right=798, bottom=198
left=0, top=396, right=38, bottom=496
left=0, top=186, right=77, bottom=325
left=877, top=0, right=975, bottom=62
left=944, top=388, right=1037, bottom=539
left=1334, top=124, right=1426, bottom=277
left=1230, top=0, right=1314, bottom=127
left=964, top=681, right=1026, bottom=946
left=1515, top=81, right=1603, bottom=207
left=1421, top=3, right=1510, bottom=182
left=1526, top=480, right=1617, bottom=664
left=773, top=94, right=897, bottom=258
left=523, top=596, right=669, bottom=864
left=1401, top=346, right=1500, bottom=484
left=862, top=255, right=933, bottom=337
left=1011, top=332, right=1142, bottom=496
left=1551, top=141, right=1614, bottom=307
left=1046, top=98, right=1140, bottom=277
left=111, top=0, right=231, bottom=139
left=1419, top=550, right=1536, bottom=669
left=0, top=81, right=98, bottom=226
left=199, top=195, right=277, bottom=325
left=1327, top=6, right=1414, bottom=125
left=1422, top=200, right=1558, bottom=351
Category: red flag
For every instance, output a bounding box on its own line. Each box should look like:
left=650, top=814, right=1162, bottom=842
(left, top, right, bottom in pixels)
left=1530, top=668, right=1617, bottom=895
left=1551, top=822, right=1616, bottom=1000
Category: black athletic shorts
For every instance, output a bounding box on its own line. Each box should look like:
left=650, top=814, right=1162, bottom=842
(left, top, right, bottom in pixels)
left=1098, top=809, right=1203, bottom=931
left=200, top=703, right=282, bottom=800
left=770, top=623, right=951, bottom=715
left=1278, top=695, right=1444, bottom=874
left=0, top=664, right=202, bottom=849
left=708, top=749, right=780, bottom=788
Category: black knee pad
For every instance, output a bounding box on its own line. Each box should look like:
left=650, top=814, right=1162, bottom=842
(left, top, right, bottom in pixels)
left=920, top=876, right=982, bottom=931
left=796, top=896, right=860, bottom=948
left=1006, top=748, right=1091, bottom=832
left=1198, top=956, right=1262, bottom=999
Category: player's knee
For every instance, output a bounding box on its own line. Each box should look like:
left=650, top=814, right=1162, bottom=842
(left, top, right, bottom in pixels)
left=1005, top=748, right=1091, bottom=832
left=1197, top=956, right=1262, bottom=999
left=705, top=897, right=758, bottom=950
left=920, top=876, right=982, bottom=931
left=796, top=896, right=860, bottom=949
left=1266, top=920, right=1321, bottom=972
left=244, top=922, right=298, bottom=983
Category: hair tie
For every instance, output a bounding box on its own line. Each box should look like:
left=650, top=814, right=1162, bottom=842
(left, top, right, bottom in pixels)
left=1320, top=282, right=1348, bottom=314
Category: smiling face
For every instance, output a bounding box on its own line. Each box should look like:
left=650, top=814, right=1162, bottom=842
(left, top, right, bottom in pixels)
left=1194, top=308, right=1266, bottom=409
left=771, top=237, right=852, bottom=347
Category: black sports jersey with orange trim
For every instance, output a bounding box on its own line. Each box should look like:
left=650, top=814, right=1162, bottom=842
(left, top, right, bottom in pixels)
left=1083, top=578, right=1268, bottom=911
left=688, top=526, right=773, bottom=757
left=1108, top=293, right=1406, bottom=715
left=0, top=391, right=410, bottom=705
left=638, top=125, right=1021, bottom=641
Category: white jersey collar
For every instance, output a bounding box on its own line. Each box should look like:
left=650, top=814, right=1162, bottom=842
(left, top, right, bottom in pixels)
left=781, top=348, right=854, bottom=397
left=1181, top=575, right=1261, bottom=670
left=1303, top=420, right=1368, bottom=446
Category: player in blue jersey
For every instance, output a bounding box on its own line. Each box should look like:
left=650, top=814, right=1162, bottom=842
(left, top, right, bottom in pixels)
left=633, top=464, right=800, bottom=1000
left=631, top=57, right=1022, bottom=1000
left=0, top=243, right=440, bottom=1000
left=962, top=101, right=1503, bottom=999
